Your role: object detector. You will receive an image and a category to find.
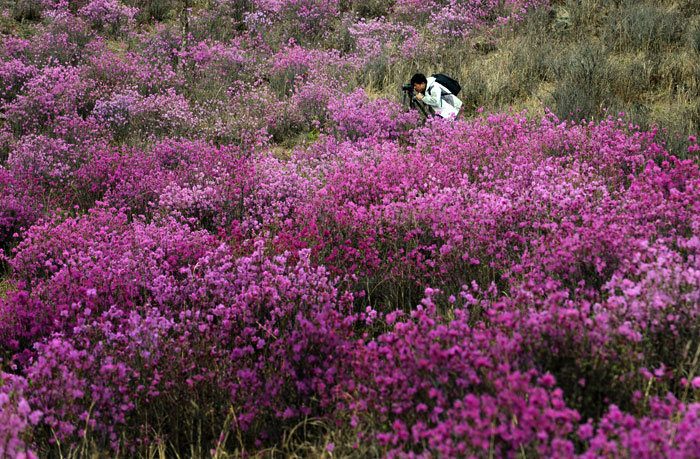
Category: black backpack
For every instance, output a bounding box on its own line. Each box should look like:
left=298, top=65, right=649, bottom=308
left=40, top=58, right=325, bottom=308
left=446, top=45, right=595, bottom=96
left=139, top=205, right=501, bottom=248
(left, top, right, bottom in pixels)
left=431, top=73, right=461, bottom=96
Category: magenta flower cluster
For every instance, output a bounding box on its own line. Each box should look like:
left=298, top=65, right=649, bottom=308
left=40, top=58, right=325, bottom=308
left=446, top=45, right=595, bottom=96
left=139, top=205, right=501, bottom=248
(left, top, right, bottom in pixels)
left=1, top=0, right=700, bottom=457
left=0, top=373, right=41, bottom=459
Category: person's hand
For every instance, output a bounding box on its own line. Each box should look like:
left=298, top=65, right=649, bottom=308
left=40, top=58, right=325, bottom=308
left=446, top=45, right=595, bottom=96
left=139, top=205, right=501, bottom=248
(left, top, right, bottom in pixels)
left=415, top=93, right=423, bottom=101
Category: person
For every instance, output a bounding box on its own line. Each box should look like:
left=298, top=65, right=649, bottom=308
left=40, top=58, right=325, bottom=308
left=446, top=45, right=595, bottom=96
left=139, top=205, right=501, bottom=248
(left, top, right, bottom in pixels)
left=410, top=73, right=462, bottom=120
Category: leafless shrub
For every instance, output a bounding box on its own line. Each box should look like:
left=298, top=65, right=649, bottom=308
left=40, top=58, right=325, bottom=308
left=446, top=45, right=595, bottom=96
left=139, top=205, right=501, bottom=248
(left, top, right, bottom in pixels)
left=610, top=3, right=686, bottom=53
left=608, top=55, right=657, bottom=103
left=688, top=20, right=700, bottom=55
left=549, top=43, right=612, bottom=122
left=458, top=68, right=488, bottom=117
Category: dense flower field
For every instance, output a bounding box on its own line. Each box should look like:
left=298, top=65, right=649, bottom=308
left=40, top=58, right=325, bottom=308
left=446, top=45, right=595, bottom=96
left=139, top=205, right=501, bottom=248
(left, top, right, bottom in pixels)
left=1, top=0, right=700, bottom=457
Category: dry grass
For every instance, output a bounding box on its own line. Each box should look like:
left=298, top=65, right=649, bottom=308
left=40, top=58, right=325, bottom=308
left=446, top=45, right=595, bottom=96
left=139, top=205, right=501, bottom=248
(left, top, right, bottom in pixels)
left=0, top=276, right=11, bottom=299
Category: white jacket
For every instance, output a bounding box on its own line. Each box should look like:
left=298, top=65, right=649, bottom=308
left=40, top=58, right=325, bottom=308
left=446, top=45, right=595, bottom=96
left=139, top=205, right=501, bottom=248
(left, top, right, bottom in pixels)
left=422, top=76, right=462, bottom=119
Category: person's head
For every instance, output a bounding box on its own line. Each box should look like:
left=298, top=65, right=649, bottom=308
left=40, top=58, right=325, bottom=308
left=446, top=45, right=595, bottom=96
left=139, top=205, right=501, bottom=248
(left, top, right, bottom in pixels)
left=411, top=73, right=427, bottom=93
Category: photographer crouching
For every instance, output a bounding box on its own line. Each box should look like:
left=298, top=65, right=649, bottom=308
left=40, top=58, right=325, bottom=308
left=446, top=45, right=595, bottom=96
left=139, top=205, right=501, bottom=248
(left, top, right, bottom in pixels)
left=410, top=73, right=463, bottom=121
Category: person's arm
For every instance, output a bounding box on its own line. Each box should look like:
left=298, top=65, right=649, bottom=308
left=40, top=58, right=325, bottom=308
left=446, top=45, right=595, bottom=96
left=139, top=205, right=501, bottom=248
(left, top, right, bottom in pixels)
left=420, top=82, right=442, bottom=108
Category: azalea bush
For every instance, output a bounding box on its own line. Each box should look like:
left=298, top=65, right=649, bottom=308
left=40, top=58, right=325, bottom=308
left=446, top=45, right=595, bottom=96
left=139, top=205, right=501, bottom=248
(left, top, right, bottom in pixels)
left=0, top=170, right=41, bottom=256
left=1, top=0, right=700, bottom=457
left=0, top=373, right=41, bottom=459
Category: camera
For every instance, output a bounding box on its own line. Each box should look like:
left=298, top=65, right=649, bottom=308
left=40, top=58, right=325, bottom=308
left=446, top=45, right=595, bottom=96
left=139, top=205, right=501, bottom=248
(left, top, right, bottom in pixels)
left=401, top=82, right=431, bottom=119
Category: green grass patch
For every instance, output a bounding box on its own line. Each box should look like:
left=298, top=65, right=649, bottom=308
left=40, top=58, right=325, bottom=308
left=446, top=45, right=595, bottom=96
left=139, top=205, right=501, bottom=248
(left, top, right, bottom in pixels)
left=0, top=276, right=12, bottom=299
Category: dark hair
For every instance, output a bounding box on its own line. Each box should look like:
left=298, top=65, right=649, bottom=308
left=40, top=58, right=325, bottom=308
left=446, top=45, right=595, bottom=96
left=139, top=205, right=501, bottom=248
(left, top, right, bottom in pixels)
left=410, top=73, right=427, bottom=86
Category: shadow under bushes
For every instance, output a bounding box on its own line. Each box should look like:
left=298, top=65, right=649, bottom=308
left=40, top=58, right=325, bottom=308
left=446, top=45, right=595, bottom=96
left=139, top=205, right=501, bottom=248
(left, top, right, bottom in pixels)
left=532, top=316, right=700, bottom=427
left=9, top=0, right=43, bottom=22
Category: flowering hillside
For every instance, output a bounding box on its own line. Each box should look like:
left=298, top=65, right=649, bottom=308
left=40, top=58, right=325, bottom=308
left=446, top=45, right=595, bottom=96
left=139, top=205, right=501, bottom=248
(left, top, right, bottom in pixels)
left=1, top=0, right=700, bottom=457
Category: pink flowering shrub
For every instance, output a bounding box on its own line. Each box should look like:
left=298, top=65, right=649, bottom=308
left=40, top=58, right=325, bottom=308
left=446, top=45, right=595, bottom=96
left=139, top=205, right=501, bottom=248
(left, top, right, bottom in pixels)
left=394, top=0, right=550, bottom=43
left=15, top=232, right=354, bottom=450
left=0, top=60, right=37, bottom=104
left=1, top=0, right=700, bottom=456
left=278, top=113, right=700, bottom=430
left=299, top=112, right=674, bottom=299
left=154, top=140, right=255, bottom=230
left=91, top=88, right=199, bottom=141
left=3, top=97, right=697, bottom=455
left=267, top=41, right=345, bottom=97
left=79, top=46, right=180, bottom=98
left=66, top=145, right=173, bottom=211
left=579, top=397, right=700, bottom=457
left=77, top=0, right=137, bottom=36
left=0, top=373, right=42, bottom=459
left=196, top=81, right=276, bottom=147
left=238, top=154, right=320, bottom=233
left=337, top=292, right=580, bottom=457
left=0, top=170, right=40, bottom=253
left=0, top=206, right=217, bottom=355
left=255, top=0, right=340, bottom=45
left=325, top=89, right=419, bottom=141
left=130, top=23, right=184, bottom=68
left=21, top=10, right=93, bottom=66
left=6, top=135, right=93, bottom=187
left=346, top=17, right=434, bottom=73
left=178, top=39, right=254, bottom=99
left=2, top=64, right=98, bottom=139
left=153, top=143, right=316, bottom=233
